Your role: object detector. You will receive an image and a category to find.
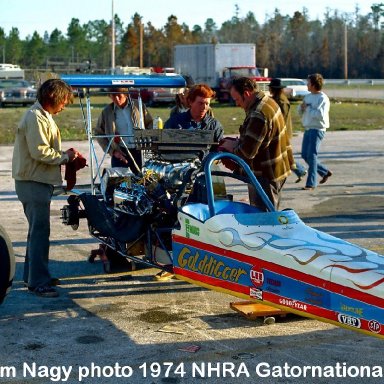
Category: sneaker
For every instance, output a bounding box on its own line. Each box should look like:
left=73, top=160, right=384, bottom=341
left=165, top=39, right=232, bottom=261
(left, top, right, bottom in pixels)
left=295, top=170, right=307, bottom=183
left=295, top=176, right=303, bottom=183
left=153, top=271, right=175, bottom=281
left=29, top=285, right=59, bottom=298
left=320, top=171, right=333, bottom=184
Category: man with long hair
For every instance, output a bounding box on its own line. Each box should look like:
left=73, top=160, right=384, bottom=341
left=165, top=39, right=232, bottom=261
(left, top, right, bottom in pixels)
left=12, top=79, right=78, bottom=297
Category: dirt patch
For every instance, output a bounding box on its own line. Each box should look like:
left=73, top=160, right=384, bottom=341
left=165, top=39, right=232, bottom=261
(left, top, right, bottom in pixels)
left=137, top=309, right=188, bottom=324
left=24, top=342, right=45, bottom=351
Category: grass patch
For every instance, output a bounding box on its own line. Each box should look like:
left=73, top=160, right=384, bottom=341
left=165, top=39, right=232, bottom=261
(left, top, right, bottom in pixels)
left=0, top=97, right=383, bottom=145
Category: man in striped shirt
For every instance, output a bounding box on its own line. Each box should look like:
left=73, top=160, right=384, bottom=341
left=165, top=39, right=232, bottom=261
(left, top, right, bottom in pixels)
left=221, top=77, right=293, bottom=210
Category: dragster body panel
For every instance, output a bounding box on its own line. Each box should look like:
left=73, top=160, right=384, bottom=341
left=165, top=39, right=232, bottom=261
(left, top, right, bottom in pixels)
left=173, top=208, right=384, bottom=338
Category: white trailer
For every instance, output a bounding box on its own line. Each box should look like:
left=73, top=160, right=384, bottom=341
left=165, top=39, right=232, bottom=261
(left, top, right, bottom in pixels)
left=174, top=43, right=256, bottom=88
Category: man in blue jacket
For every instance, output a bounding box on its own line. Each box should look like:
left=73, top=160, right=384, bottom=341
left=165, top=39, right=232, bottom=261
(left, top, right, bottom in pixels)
left=164, top=84, right=223, bottom=144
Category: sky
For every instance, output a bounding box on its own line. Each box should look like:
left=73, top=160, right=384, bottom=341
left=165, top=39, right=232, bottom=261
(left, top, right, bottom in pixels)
left=0, top=0, right=374, bottom=39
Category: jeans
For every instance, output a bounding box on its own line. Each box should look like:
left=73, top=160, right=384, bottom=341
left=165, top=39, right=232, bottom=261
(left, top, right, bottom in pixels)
left=301, top=129, right=329, bottom=187
left=292, top=160, right=307, bottom=178
left=15, top=180, right=54, bottom=288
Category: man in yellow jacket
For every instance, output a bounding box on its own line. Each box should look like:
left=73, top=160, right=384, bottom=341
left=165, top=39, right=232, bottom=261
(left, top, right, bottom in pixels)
left=12, top=79, right=78, bottom=297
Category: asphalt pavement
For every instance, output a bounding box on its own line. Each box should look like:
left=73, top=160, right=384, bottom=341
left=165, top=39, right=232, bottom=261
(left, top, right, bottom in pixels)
left=0, top=130, right=383, bottom=384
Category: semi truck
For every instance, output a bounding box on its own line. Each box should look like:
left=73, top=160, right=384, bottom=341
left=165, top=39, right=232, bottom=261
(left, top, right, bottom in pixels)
left=173, top=43, right=270, bottom=102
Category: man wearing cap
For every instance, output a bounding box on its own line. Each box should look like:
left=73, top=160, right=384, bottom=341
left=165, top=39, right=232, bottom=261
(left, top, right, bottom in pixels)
left=169, top=75, right=195, bottom=117
left=95, top=88, right=153, bottom=173
left=268, top=78, right=307, bottom=183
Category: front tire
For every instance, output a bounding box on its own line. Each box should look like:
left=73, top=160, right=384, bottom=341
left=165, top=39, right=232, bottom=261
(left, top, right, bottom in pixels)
left=0, top=224, right=15, bottom=304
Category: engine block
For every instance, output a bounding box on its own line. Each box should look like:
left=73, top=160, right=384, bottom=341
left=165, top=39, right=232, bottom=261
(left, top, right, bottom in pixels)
left=113, top=182, right=153, bottom=216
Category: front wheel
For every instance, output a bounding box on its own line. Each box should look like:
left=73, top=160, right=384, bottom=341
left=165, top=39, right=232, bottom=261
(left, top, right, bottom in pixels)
left=0, top=224, right=15, bottom=304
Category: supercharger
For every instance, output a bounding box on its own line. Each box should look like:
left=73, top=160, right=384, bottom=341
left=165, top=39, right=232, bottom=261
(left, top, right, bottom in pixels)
left=143, top=159, right=199, bottom=190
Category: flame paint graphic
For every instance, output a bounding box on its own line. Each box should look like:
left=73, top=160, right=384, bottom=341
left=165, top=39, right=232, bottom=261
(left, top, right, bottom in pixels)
left=351, top=276, right=384, bottom=290
left=322, top=264, right=376, bottom=273
left=286, top=251, right=326, bottom=266
left=208, top=219, right=384, bottom=293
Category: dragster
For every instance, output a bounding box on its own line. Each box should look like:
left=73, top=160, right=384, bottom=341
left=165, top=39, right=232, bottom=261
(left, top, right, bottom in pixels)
left=59, top=74, right=384, bottom=340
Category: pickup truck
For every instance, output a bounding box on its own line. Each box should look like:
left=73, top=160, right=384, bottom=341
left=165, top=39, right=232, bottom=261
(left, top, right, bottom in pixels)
left=280, top=78, right=310, bottom=100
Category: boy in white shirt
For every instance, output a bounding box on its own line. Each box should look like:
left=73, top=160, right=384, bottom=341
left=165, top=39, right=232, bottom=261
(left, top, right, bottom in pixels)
left=298, top=73, right=332, bottom=190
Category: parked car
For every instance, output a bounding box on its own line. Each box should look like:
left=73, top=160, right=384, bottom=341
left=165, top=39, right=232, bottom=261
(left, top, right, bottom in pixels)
left=280, top=78, right=310, bottom=100
left=0, top=79, right=37, bottom=107
left=129, top=87, right=178, bottom=106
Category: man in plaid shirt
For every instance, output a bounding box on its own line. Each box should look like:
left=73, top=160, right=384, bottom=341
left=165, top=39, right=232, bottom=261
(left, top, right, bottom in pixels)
left=220, top=77, right=293, bottom=210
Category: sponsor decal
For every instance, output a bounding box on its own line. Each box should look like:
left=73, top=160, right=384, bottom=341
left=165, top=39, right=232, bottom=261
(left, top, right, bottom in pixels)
left=176, top=246, right=246, bottom=283
left=368, top=319, right=381, bottom=334
left=265, top=277, right=282, bottom=293
left=265, top=271, right=334, bottom=310
left=250, top=266, right=264, bottom=288
left=266, top=277, right=281, bottom=287
left=337, top=314, right=361, bottom=328
left=250, top=288, right=263, bottom=300
left=340, top=303, right=363, bottom=317
left=304, top=287, right=327, bottom=307
left=278, top=215, right=289, bottom=225
left=112, top=79, right=134, bottom=85
left=185, top=219, right=200, bottom=238
left=279, top=298, right=307, bottom=311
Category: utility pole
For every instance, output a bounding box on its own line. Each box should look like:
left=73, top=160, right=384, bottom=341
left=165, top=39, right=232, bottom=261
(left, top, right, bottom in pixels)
left=139, top=22, right=144, bottom=68
left=111, top=0, right=115, bottom=74
left=344, top=22, right=348, bottom=80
